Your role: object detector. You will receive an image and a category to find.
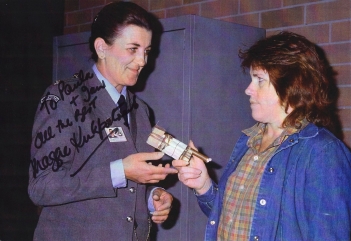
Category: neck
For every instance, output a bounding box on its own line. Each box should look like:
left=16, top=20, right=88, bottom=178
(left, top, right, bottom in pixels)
left=264, top=123, right=284, bottom=139
left=259, top=123, right=284, bottom=152
left=115, top=84, right=123, bottom=93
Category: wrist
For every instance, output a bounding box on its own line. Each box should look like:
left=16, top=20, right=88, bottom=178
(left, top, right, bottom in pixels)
left=194, top=178, right=211, bottom=196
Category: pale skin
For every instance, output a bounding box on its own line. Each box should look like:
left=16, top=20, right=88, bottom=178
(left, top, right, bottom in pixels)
left=94, top=24, right=177, bottom=222
left=172, top=66, right=292, bottom=194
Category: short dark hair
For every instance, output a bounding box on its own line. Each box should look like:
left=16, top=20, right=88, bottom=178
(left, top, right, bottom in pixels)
left=239, top=31, right=332, bottom=128
left=89, top=1, right=153, bottom=62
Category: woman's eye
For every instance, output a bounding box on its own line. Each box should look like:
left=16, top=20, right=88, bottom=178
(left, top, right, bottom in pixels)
left=258, top=77, right=264, bottom=82
left=257, top=77, right=266, bottom=86
left=129, top=48, right=137, bottom=53
left=145, top=49, right=151, bottom=56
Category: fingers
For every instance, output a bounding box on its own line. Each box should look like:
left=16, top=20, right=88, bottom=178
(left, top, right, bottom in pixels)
left=164, top=163, right=171, bottom=168
left=177, top=169, right=202, bottom=184
left=151, top=204, right=172, bottom=223
left=151, top=189, right=173, bottom=223
left=152, top=188, right=163, bottom=201
left=151, top=211, right=170, bottom=223
left=152, top=194, right=160, bottom=201
left=152, top=164, right=178, bottom=175
left=136, top=152, right=178, bottom=174
left=123, top=152, right=164, bottom=164
left=143, top=151, right=165, bottom=161
left=175, top=165, right=202, bottom=175
left=122, top=152, right=177, bottom=183
left=144, top=165, right=177, bottom=183
left=172, top=159, right=188, bottom=167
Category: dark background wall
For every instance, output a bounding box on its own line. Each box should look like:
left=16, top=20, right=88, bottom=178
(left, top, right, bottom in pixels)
left=0, top=0, right=64, bottom=240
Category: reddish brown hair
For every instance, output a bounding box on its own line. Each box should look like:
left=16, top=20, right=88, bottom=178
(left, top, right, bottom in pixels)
left=239, top=31, right=332, bottom=128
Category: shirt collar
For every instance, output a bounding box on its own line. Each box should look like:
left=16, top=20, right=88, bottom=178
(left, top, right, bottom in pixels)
left=243, top=119, right=309, bottom=148
left=243, top=119, right=309, bottom=137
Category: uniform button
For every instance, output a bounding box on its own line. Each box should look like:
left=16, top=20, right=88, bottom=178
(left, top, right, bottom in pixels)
left=254, top=155, right=259, bottom=161
left=210, top=220, right=216, bottom=225
left=289, top=139, right=294, bottom=142
left=268, top=167, right=274, bottom=173
left=259, top=199, right=266, bottom=206
left=126, top=216, right=133, bottom=222
left=254, top=235, right=259, bottom=240
left=129, top=187, right=136, bottom=193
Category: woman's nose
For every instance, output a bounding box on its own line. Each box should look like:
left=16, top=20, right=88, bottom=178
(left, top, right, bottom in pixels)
left=136, top=53, right=147, bottom=67
left=245, top=82, right=252, bottom=96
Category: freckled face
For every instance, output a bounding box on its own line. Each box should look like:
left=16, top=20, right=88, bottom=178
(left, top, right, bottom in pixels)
left=245, top=67, right=288, bottom=125
left=96, top=25, right=152, bottom=92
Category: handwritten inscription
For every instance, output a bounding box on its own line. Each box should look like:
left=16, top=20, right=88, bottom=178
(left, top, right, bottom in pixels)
left=31, top=70, right=95, bottom=177
left=82, top=80, right=106, bottom=102
left=70, top=126, right=94, bottom=153
left=70, top=95, right=79, bottom=106
left=56, top=118, right=73, bottom=133
left=31, top=146, right=71, bottom=178
left=34, top=126, right=55, bottom=149
left=57, top=70, right=94, bottom=101
left=74, top=96, right=97, bottom=122
left=31, top=69, right=139, bottom=178
left=39, top=92, right=58, bottom=114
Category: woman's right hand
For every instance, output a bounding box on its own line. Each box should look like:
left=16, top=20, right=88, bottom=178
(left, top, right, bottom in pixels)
left=172, top=141, right=212, bottom=195
left=122, top=152, right=178, bottom=184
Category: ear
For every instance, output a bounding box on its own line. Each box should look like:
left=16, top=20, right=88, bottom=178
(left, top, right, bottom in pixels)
left=286, top=105, right=294, bottom=115
left=94, top=37, right=107, bottom=59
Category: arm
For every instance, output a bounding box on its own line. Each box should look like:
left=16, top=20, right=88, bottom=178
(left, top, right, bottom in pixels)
left=28, top=87, right=117, bottom=206
left=172, top=141, right=216, bottom=216
left=302, top=138, right=351, bottom=240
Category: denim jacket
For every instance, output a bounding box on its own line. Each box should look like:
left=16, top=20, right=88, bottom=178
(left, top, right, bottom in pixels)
left=197, top=123, right=351, bottom=241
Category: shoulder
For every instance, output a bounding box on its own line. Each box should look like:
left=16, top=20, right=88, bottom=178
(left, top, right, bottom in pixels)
left=41, top=70, right=98, bottom=102
left=35, top=70, right=99, bottom=118
left=295, top=123, right=351, bottom=161
left=297, top=123, right=336, bottom=144
left=300, top=123, right=347, bottom=148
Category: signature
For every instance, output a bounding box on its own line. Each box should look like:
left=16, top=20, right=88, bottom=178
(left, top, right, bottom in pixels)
left=34, top=126, right=55, bottom=149
left=31, top=146, right=71, bottom=178
left=70, top=117, right=110, bottom=153
left=31, top=70, right=140, bottom=178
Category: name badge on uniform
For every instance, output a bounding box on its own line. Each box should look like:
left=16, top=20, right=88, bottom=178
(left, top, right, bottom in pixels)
left=105, top=127, right=127, bottom=142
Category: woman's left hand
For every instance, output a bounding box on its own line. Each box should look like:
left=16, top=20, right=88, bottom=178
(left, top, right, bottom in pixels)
left=151, top=188, right=173, bottom=223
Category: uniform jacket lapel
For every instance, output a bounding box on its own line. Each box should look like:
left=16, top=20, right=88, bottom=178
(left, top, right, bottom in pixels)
left=126, top=91, right=138, bottom=145
left=83, top=71, right=138, bottom=145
